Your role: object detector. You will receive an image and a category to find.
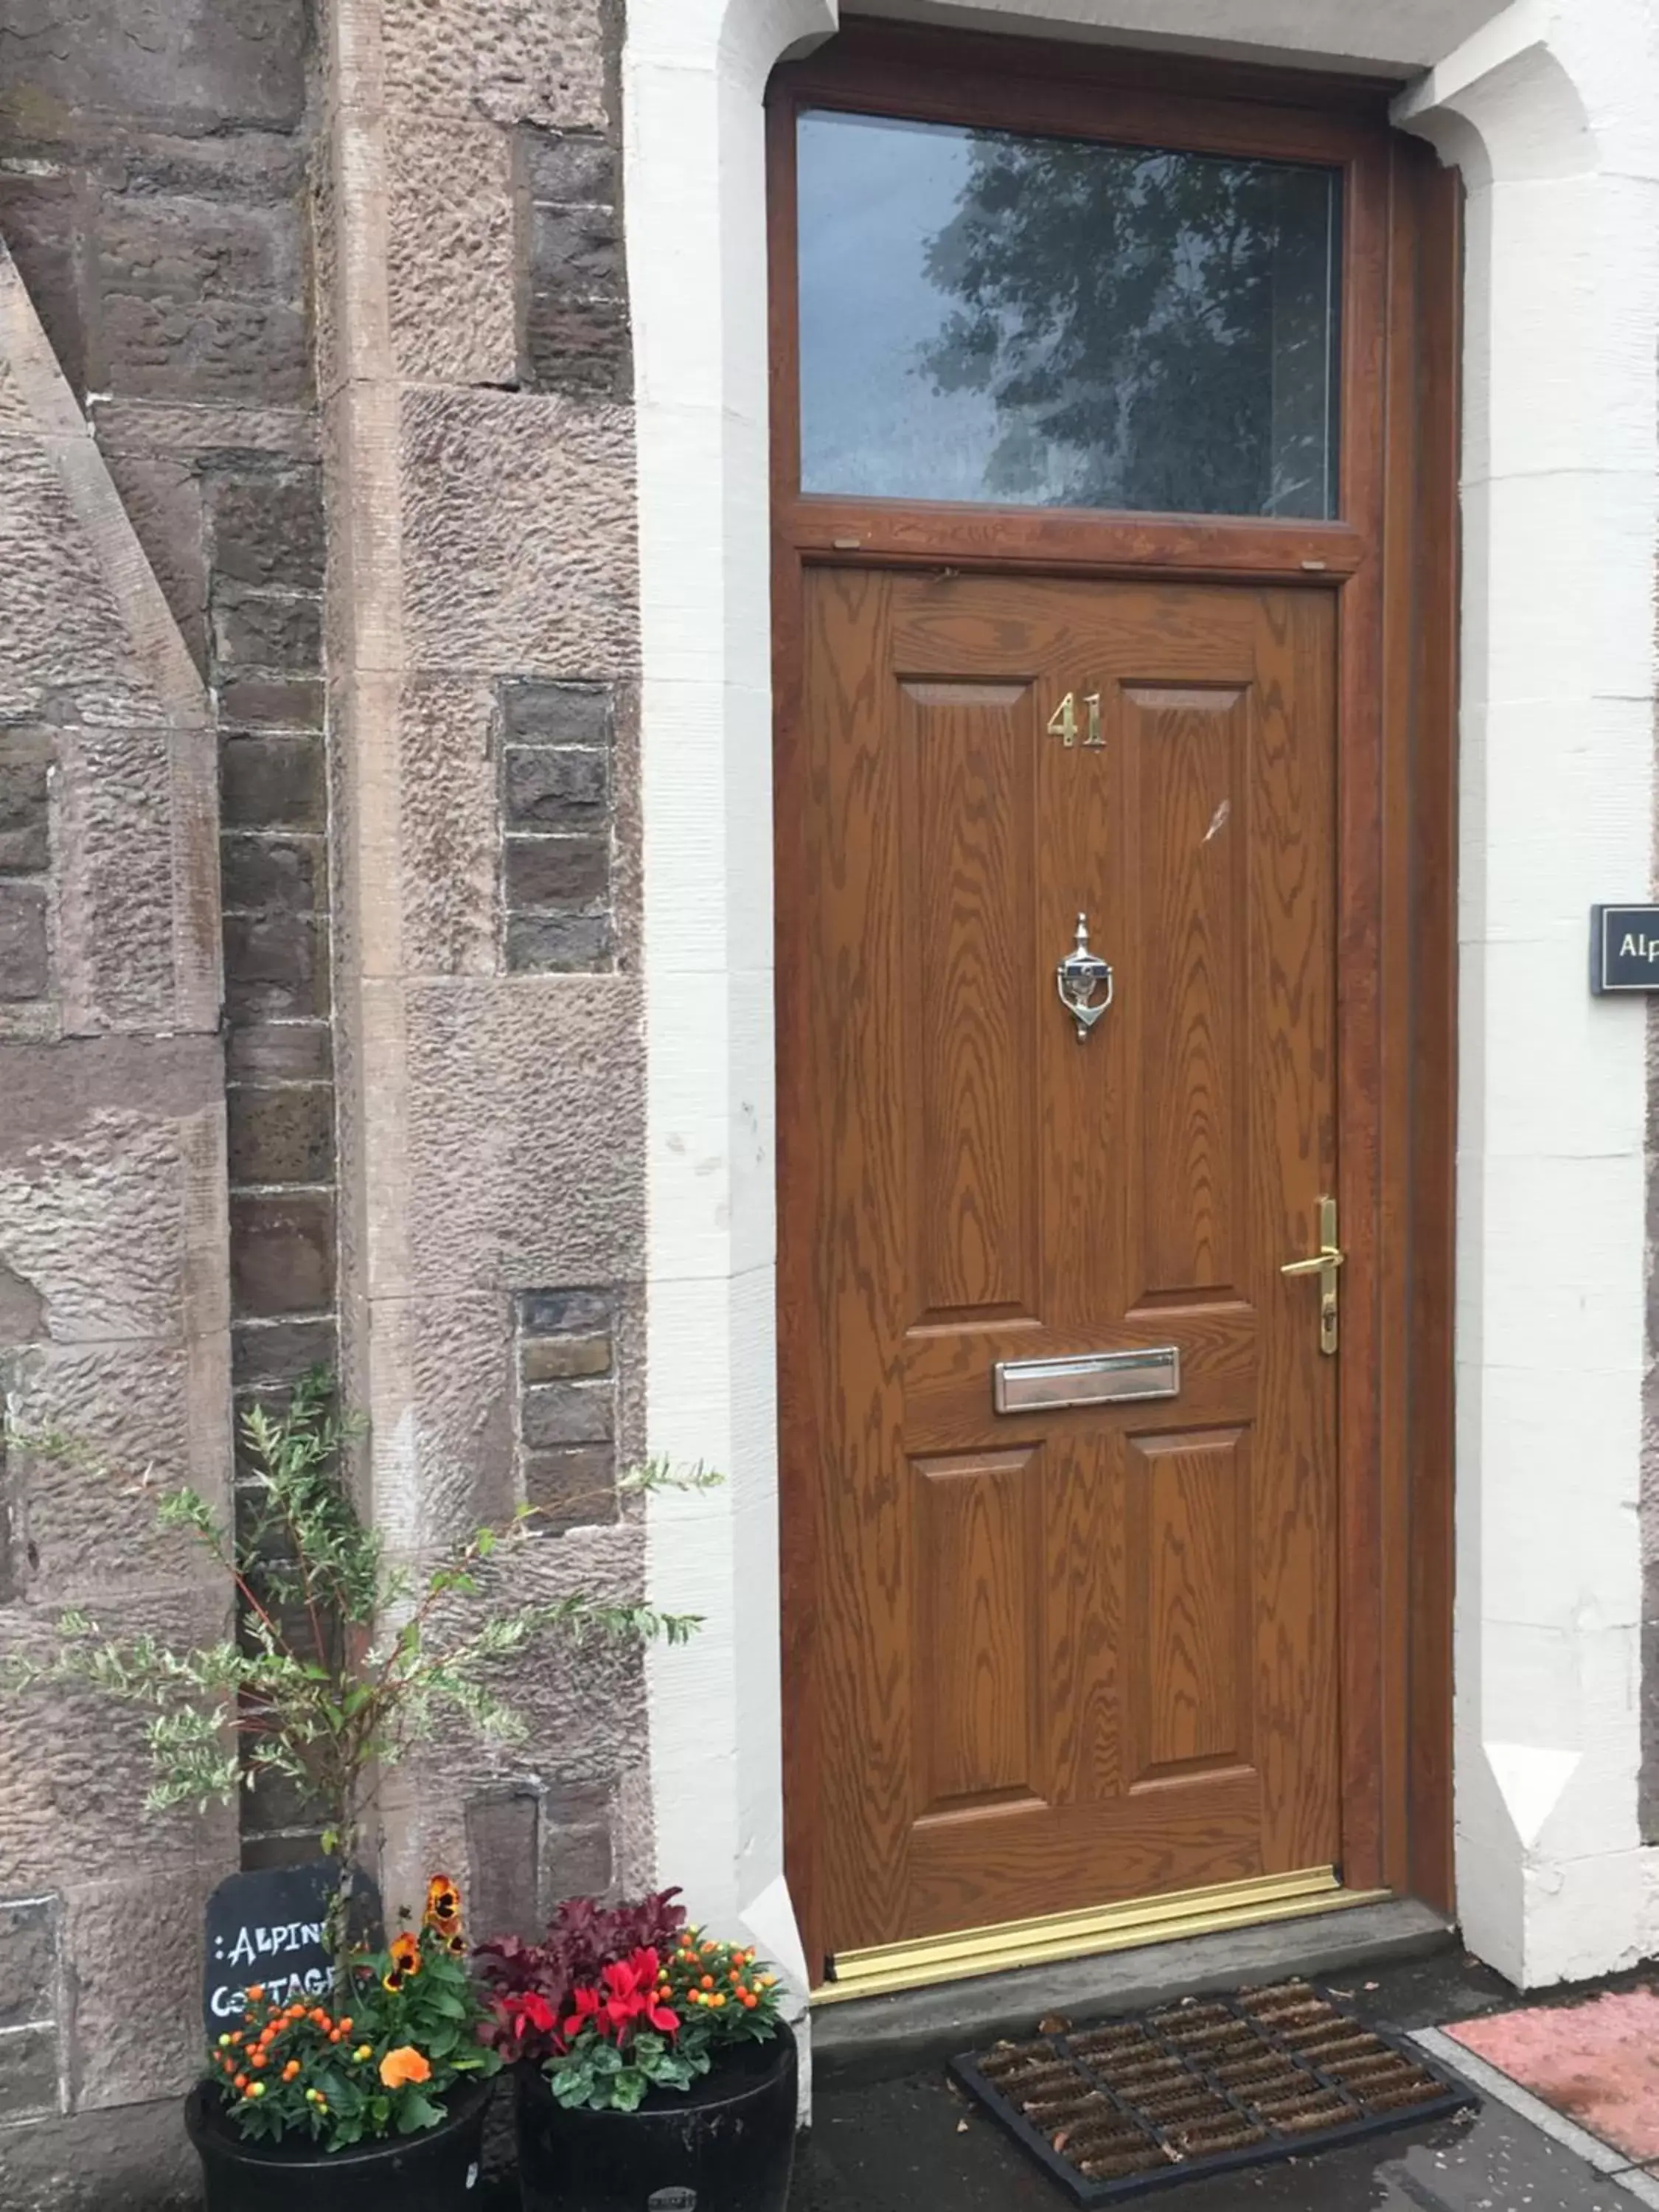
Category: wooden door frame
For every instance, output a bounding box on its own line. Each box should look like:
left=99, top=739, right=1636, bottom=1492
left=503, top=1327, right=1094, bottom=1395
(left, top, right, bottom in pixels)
left=770, top=20, right=1459, bottom=1983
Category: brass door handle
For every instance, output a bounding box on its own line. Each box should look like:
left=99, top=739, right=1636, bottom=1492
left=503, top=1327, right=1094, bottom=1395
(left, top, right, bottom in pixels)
left=1281, top=1196, right=1343, bottom=1355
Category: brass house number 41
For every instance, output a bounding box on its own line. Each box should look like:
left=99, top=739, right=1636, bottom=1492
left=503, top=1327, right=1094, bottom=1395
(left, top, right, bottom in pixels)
left=1047, top=691, right=1105, bottom=748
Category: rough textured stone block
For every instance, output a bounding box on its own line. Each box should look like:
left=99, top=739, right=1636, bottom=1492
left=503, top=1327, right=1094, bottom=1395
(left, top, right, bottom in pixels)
left=0, top=882, right=49, bottom=1001
left=0, top=1897, right=57, bottom=2030
left=0, top=0, right=308, bottom=137
left=520, top=1288, right=611, bottom=1336
left=521, top=1332, right=610, bottom=1382
left=506, top=912, right=612, bottom=973
left=504, top=745, right=607, bottom=830
left=522, top=128, right=615, bottom=206
left=54, top=723, right=181, bottom=1032
left=529, top=201, right=621, bottom=288
left=209, top=470, right=324, bottom=591
left=381, top=0, right=609, bottom=128
left=400, top=391, right=639, bottom=673
left=229, top=1192, right=334, bottom=1318
left=524, top=1445, right=616, bottom=1533
left=218, top=675, right=324, bottom=730
left=388, top=117, right=518, bottom=387
left=93, top=291, right=310, bottom=406
left=0, top=165, right=88, bottom=399
left=525, top=293, right=630, bottom=399
left=394, top=677, right=498, bottom=977
left=231, top=1316, right=335, bottom=1388
left=543, top=1781, right=613, bottom=1903
left=221, top=734, right=326, bottom=829
left=0, top=2022, right=58, bottom=2120
left=505, top=835, right=608, bottom=908
left=226, top=1085, right=333, bottom=1186
left=98, top=447, right=208, bottom=675
left=64, top=1867, right=215, bottom=2108
left=211, top=587, right=321, bottom=674
left=0, top=2088, right=198, bottom=2212
left=521, top=1381, right=612, bottom=1449
left=501, top=680, right=612, bottom=745
left=220, top=832, right=322, bottom=912
left=221, top=912, right=328, bottom=1020
left=225, top=1019, right=331, bottom=1085
left=465, top=1790, right=540, bottom=1945
left=0, top=731, right=52, bottom=875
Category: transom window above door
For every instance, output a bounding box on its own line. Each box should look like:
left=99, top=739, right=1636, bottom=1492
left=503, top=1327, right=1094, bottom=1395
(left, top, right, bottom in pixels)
left=796, top=109, right=1342, bottom=519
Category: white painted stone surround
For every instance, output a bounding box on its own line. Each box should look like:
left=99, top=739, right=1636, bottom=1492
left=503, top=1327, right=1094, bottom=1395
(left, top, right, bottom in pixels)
left=626, top=0, right=1659, bottom=2000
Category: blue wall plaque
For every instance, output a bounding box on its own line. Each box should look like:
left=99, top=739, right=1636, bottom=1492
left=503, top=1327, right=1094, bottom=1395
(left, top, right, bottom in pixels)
left=1592, top=906, right=1659, bottom=992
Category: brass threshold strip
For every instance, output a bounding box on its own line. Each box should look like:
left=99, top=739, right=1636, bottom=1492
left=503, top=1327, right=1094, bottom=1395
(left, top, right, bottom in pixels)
left=815, top=1865, right=1389, bottom=2004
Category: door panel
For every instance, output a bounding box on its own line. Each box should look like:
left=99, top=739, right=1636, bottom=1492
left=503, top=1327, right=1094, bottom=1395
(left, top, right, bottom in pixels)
left=796, top=566, right=1339, bottom=1956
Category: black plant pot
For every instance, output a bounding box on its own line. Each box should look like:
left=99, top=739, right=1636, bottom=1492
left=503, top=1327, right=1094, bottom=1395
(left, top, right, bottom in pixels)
left=515, top=2021, right=798, bottom=2212
left=185, top=2072, right=495, bottom=2212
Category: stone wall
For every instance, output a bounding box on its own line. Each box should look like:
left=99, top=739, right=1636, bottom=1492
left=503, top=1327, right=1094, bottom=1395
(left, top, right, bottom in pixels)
left=0, top=0, right=321, bottom=2199
left=320, top=0, right=652, bottom=1930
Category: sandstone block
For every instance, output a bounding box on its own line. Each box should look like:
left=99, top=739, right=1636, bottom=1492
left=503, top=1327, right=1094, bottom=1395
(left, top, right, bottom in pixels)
left=394, top=677, right=498, bottom=977
left=543, top=1780, right=613, bottom=1902
left=0, top=882, right=48, bottom=1001
left=524, top=1445, right=617, bottom=1534
left=521, top=128, right=615, bottom=206
left=226, top=1085, right=333, bottom=1186
left=520, top=1289, right=611, bottom=1336
left=221, top=911, right=329, bottom=1020
left=228, top=1192, right=334, bottom=1318
left=224, top=1018, right=331, bottom=1085
left=54, top=724, right=180, bottom=1032
left=218, top=675, right=324, bottom=730
left=525, top=292, right=630, bottom=400
left=504, top=745, right=607, bottom=830
left=506, top=912, right=611, bottom=973
left=0, top=731, right=52, bottom=876
left=208, top=468, right=324, bottom=591
left=521, top=1332, right=611, bottom=1383
left=0, top=1896, right=57, bottom=2031
left=99, top=449, right=208, bottom=674
left=501, top=680, right=612, bottom=745
left=219, top=832, right=322, bottom=913
left=0, top=2023, right=58, bottom=2121
left=0, top=165, right=87, bottom=398
left=381, top=0, right=609, bottom=128
left=387, top=116, right=517, bottom=387
left=211, top=586, right=321, bottom=675
left=400, top=391, right=638, bottom=674
left=0, top=0, right=307, bottom=138
left=63, top=1865, right=216, bottom=2108
left=404, top=983, right=643, bottom=1290
left=465, top=1789, right=540, bottom=1944
left=505, top=835, right=608, bottom=909
left=92, top=291, right=310, bottom=407
left=0, top=2087, right=197, bottom=2212
left=521, top=1381, right=612, bottom=1450
left=221, top=734, right=326, bottom=830
left=231, top=1316, right=335, bottom=1389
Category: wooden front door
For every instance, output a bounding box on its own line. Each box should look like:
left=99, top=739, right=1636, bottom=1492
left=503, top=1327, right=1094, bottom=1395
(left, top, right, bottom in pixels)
left=772, top=26, right=1460, bottom=1986
left=793, top=571, right=1338, bottom=1956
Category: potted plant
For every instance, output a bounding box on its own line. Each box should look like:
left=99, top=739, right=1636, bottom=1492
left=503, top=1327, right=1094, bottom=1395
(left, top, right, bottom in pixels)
left=479, top=1889, right=798, bottom=2212
left=186, top=1879, right=501, bottom=2211
left=1, top=1372, right=715, bottom=2207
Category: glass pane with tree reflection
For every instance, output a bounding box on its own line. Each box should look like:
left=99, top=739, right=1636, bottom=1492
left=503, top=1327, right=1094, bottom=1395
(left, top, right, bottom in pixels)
left=797, top=109, right=1340, bottom=518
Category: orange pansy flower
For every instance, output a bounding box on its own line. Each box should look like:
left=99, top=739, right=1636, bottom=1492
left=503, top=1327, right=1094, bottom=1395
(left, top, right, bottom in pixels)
left=379, top=2045, right=432, bottom=2090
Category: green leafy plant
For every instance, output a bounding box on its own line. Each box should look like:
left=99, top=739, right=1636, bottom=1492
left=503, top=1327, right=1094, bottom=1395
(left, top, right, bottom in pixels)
left=208, top=1887, right=500, bottom=2149
left=1, top=1371, right=718, bottom=1965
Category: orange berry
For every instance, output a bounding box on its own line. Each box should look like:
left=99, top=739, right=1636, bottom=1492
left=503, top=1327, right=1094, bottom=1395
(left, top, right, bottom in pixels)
left=339, top=2018, right=353, bottom=2034
left=700, top=1976, right=714, bottom=1991
left=234, top=2074, right=249, bottom=2091
left=283, top=2061, right=300, bottom=2081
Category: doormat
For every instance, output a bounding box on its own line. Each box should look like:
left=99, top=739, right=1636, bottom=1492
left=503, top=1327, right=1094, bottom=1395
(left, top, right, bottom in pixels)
left=950, top=1980, right=1475, bottom=2203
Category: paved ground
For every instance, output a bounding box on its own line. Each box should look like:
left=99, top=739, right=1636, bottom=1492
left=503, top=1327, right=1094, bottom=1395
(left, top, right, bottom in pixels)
left=787, top=1950, right=1646, bottom=2211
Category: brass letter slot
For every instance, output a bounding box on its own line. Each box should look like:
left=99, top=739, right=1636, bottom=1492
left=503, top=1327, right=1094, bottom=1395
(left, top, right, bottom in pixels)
left=992, top=1347, right=1180, bottom=1413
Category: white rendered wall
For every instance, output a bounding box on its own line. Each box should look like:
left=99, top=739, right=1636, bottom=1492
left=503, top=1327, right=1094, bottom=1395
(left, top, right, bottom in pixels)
left=1397, top=0, right=1659, bottom=1986
left=627, top=0, right=1659, bottom=2002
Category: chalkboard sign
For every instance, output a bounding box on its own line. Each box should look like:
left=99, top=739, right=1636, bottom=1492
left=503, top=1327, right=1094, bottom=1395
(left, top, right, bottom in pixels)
left=1591, top=905, right=1659, bottom=992
left=204, top=1861, right=382, bottom=2033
